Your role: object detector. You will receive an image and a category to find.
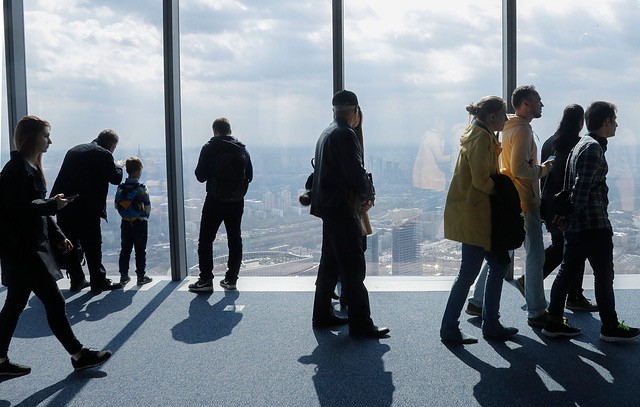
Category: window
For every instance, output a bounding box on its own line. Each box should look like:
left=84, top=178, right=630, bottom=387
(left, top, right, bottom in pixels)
left=519, top=0, right=640, bottom=274
left=344, top=1, right=502, bottom=275
left=180, top=1, right=332, bottom=275
left=23, top=2, right=170, bottom=276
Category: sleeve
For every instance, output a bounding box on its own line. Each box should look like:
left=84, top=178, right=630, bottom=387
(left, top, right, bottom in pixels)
left=510, top=126, right=543, bottom=180
left=101, top=150, right=123, bottom=185
left=194, top=145, right=211, bottom=183
left=571, top=145, right=600, bottom=214
left=114, top=184, right=122, bottom=209
left=336, top=131, right=374, bottom=202
left=46, top=215, right=66, bottom=246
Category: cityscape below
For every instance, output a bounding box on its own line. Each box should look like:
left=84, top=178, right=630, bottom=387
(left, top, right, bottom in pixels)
left=30, top=141, right=640, bottom=279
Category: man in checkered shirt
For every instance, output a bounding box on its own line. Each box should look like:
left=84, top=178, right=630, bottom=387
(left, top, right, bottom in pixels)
left=542, top=101, right=640, bottom=342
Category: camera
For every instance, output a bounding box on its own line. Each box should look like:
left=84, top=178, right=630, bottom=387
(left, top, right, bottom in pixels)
left=298, top=189, right=312, bottom=206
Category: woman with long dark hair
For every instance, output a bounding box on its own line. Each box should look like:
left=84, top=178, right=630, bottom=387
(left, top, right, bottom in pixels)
left=0, top=115, right=112, bottom=377
left=536, top=104, right=597, bottom=312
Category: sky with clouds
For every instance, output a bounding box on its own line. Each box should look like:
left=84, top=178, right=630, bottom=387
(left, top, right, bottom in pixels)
left=3, top=0, right=640, bottom=151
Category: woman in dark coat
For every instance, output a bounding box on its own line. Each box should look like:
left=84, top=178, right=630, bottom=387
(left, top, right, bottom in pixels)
left=0, top=115, right=112, bottom=377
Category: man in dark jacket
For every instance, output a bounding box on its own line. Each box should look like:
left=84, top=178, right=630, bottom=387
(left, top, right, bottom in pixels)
left=51, top=129, right=124, bottom=292
left=189, top=117, right=253, bottom=293
left=310, top=89, right=389, bottom=339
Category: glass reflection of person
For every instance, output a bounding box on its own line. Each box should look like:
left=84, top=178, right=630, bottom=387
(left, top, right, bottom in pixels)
left=440, top=96, right=518, bottom=344
left=0, top=115, right=112, bottom=377
left=412, top=127, right=451, bottom=192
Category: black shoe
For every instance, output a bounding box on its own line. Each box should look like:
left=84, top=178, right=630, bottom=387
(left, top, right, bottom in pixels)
left=188, top=278, right=214, bottom=293
left=483, top=326, right=519, bottom=341
left=312, top=314, right=348, bottom=329
left=349, top=325, right=390, bottom=339
left=542, top=317, right=581, bottom=338
left=600, top=321, right=640, bottom=342
left=90, top=279, right=123, bottom=293
left=440, top=330, right=478, bottom=345
left=566, top=295, right=599, bottom=312
left=465, top=302, right=482, bottom=317
left=71, top=348, right=112, bottom=371
left=137, top=276, right=153, bottom=286
left=70, top=280, right=90, bottom=291
left=219, top=279, right=237, bottom=290
left=119, top=276, right=131, bottom=285
left=527, top=311, right=550, bottom=328
left=0, top=359, right=31, bottom=377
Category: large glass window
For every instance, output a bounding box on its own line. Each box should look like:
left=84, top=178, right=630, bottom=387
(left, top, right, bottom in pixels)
left=180, top=1, right=333, bottom=276
left=519, top=0, right=640, bottom=274
left=23, top=2, right=169, bottom=276
left=345, top=1, right=502, bottom=275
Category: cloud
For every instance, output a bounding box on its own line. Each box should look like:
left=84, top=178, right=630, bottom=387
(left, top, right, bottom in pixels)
left=18, top=0, right=640, bottom=150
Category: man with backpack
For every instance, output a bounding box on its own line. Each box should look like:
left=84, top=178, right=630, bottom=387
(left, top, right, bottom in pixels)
left=190, top=117, right=253, bottom=293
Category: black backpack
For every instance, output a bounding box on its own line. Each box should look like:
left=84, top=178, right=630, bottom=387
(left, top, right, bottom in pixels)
left=212, top=150, right=249, bottom=202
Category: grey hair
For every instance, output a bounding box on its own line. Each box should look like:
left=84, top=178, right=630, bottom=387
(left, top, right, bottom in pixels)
left=333, top=105, right=357, bottom=119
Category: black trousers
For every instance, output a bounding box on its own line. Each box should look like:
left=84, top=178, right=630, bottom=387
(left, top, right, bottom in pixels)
left=313, top=215, right=373, bottom=330
left=548, top=229, right=618, bottom=326
left=0, top=266, right=82, bottom=358
left=197, top=196, right=244, bottom=282
left=57, top=212, right=108, bottom=286
left=543, top=222, right=585, bottom=299
left=118, top=219, right=148, bottom=278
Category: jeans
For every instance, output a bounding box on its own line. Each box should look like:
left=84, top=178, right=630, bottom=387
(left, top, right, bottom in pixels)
left=441, top=243, right=508, bottom=335
left=0, top=266, right=82, bottom=358
left=118, top=219, right=148, bottom=278
left=548, top=229, right=617, bottom=326
left=197, top=195, right=244, bottom=282
left=523, top=211, right=547, bottom=318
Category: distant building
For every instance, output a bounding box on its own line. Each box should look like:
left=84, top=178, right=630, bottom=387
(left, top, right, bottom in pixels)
left=392, top=215, right=419, bottom=275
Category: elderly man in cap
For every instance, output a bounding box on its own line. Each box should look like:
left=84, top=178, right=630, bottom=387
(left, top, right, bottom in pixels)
left=310, top=89, right=389, bottom=339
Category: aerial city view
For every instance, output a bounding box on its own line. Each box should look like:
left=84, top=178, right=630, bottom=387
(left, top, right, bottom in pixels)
left=37, top=136, right=640, bottom=280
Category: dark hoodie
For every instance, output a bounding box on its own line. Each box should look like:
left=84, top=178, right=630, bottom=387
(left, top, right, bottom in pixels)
left=195, top=134, right=253, bottom=195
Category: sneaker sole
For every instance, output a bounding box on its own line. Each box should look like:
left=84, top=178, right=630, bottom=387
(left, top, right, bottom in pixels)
left=220, top=284, right=237, bottom=290
left=542, top=328, right=581, bottom=338
left=600, top=333, right=640, bottom=342
left=73, top=353, right=112, bottom=371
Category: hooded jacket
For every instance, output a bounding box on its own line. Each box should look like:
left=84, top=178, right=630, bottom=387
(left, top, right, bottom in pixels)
left=195, top=134, right=253, bottom=196
left=444, top=122, right=500, bottom=251
left=500, top=115, right=545, bottom=212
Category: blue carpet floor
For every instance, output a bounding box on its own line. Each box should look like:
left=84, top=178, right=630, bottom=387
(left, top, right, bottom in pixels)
left=1, top=279, right=639, bottom=407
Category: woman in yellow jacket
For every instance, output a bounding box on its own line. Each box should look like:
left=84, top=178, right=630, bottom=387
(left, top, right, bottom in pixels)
left=440, top=96, right=518, bottom=344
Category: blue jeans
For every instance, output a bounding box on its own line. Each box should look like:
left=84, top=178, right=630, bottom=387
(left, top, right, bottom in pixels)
left=441, top=243, right=508, bottom=335
left=548, top=229, right=617, bottom=326
left=523, top=211, right=547, bottom=318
